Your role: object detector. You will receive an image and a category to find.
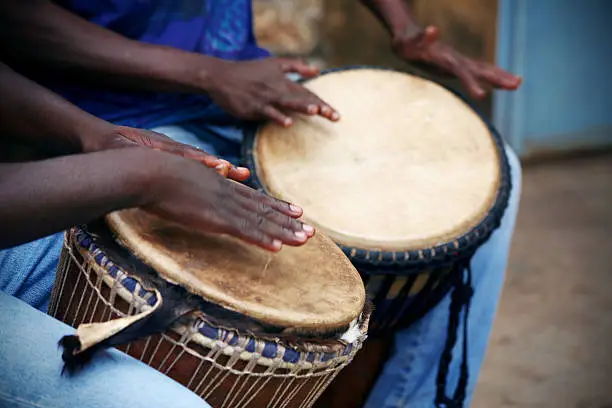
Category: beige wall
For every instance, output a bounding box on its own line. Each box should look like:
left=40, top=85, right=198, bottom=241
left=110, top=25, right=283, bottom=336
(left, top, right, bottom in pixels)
left=253, top=0, right=499, bottom=117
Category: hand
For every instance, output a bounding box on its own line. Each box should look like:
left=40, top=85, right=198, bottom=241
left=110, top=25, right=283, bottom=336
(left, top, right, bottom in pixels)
left=392, top=26, right=522, bottom=99
left=148, top=153, right=315, bottom=252
left=86, top=125, right=250, bottom=181
left=204, top=57, right=340, bottom=126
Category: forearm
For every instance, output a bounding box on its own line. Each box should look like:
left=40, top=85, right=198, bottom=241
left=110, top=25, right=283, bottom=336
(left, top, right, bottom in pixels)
left=359, top=0, right=422, bottom=40
left=0, top=61, right=112, bottom=156
left=0, top=0, right=217, bottom=93
left=0, top=148, right=162, bottom=249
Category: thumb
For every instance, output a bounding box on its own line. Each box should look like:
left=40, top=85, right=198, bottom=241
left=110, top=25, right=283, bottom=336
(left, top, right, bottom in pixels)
left=404, top=25, right=440, bottom=50
left=163, top=144, right=250, bottom=181
left=422, top=25, right=440, bottom=46
left=150, top=139, right=219, bottom=167
left=276, top=58, right=320, bottom=78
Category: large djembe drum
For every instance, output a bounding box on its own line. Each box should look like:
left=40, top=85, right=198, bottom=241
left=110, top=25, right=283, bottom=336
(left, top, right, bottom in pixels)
left=243, top=67, right=512, bottom=407
left=49, top=209, right=370, bottom=408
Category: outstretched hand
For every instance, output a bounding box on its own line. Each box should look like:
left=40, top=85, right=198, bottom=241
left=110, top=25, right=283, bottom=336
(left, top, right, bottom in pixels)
left=147, top=154, right=315, bottom=252
left=88, top=126, right=250, bottom=181
left=204, top=57, right=340, bottom=127
left=393, top=25, right=522, bottom=99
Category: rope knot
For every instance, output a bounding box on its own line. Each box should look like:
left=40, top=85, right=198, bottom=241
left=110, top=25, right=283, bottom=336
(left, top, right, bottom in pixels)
left=452, top=283, right=474, bottom=304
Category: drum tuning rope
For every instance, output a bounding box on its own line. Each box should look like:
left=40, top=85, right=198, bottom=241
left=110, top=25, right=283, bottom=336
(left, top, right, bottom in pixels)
left=435, top=264, right=473, bottom=408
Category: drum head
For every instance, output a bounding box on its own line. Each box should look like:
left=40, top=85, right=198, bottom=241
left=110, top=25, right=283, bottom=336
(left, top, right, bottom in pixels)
left=105, top=210, right=365, bottom=332
left=251, top=68, right=501, bottom=251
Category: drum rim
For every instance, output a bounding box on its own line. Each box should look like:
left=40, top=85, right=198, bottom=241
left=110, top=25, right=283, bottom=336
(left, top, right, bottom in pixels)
left=241, top=66, right=512, bottom=273
left=67, top=227, right=369, bottom=369
left=104, top=210, right=366, bottom=330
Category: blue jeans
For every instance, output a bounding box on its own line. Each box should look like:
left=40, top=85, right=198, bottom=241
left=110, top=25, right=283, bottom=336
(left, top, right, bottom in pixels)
left=0, top=119, right=521, bottom=407
left=0, top=291, right=211, bottom=408
left=0, top=234, right=64, bottom=312
left=364, top=148, right=521, bottom=408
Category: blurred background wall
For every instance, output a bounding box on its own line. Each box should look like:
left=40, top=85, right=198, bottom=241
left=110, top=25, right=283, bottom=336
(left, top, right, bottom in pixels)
left=494, top=0, right=612, bottom=159
left=253, top=0, right=612, bottom=160
left=254, top=0, right=498, bottom=131
left=252, top=1, right=612, bottom=407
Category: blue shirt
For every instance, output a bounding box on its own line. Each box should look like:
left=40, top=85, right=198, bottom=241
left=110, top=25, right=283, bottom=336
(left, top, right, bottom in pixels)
left=48, top=0, right=270, bottom=128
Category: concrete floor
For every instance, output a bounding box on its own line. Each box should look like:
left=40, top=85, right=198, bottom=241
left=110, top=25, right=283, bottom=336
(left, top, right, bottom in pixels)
left=472, top=153, right=612, bottom=408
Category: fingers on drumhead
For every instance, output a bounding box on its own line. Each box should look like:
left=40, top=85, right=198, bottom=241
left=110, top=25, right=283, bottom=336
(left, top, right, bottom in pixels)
left=277, top=99, right=318, bottom=116
left=230, top=198, right=311, bottom=241
left=224, top=183, right=313, bottom=249
left=260, top=193, right=302, bottom=218
left=231, top=183, right=302, bottom=217
left=231, top=216, right=305, bottom=252
left=262, top=105, right=292, bottom=127
left=235, top=227, right=283, bottom=252
left=286, top=84, right=340, bottom=121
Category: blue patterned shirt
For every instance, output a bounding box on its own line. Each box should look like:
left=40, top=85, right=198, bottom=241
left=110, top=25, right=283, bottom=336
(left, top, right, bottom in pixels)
left=48, top=0, right=270, bottom=128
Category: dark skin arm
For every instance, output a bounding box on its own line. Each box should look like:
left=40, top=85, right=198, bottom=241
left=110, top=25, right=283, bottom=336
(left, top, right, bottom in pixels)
left=0, top=148, right=155, bottom=248
left=360, top=0, right=522, bottom=98
left=0, top=0, right=338, bottom=126
left=0, top=61, right=249, bottom=180
left=0, top=61, right=313, bottom=251
left=0, top=148, right=314, bottom=251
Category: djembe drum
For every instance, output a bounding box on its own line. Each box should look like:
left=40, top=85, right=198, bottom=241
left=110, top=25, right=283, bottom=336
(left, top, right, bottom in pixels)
left=48, top=209, right=370, bottom=408
left=242, top=67, right=512, bottom=407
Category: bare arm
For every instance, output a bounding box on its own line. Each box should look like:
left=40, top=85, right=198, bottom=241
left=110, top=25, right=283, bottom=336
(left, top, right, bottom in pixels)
left=359, top=0, right=522, bottom=98
left=0, top=0, right=217, bottom=94
left=0, top=1, right=338, bottom=124
left=360, top=0, right=421, bottom=41
left=0, top=148, right=155, bottom=248
left=0, top=60, right=113, bottom=156
left=0, top=61, right=250, bottom=179
left=0, top=147, right=313, bottom=252
left=0, top=61, right=313, bottom=252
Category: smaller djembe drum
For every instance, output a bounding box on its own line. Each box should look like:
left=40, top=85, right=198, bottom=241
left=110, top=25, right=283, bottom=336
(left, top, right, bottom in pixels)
left=243, top=67, right=512, bottom=407
left=49, top=209, right=370, bottom=408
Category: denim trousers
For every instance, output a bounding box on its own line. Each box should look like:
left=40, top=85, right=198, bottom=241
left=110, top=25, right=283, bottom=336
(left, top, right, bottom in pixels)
left=0, top=118, right=521, bottom=407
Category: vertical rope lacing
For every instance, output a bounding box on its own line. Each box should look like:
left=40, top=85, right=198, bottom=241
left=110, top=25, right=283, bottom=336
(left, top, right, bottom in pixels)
left=435, top=264, right=474, bottom=408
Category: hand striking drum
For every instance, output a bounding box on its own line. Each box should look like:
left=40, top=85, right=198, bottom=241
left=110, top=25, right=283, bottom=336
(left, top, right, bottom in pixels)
left=243, top=67, right=511, bottom=407
left=49, top=66, right=510, bottom=408
left=49, top=209, right=370, bottom=408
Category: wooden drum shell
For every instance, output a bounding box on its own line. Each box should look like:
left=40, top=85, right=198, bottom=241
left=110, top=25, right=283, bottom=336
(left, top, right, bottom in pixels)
left=49, top=229, right=368, bottom=408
